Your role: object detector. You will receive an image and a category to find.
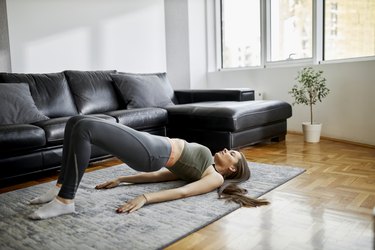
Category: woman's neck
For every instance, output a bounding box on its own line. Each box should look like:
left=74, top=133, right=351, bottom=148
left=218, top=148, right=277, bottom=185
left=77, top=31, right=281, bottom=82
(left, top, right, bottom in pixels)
left=213, top=163, right=227, bottom=176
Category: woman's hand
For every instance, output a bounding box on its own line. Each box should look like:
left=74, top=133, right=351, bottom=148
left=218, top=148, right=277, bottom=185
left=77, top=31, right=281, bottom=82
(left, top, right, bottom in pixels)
left=116, top=195, right=147, bottom=214
left=95, top=178, right=121, bottom=189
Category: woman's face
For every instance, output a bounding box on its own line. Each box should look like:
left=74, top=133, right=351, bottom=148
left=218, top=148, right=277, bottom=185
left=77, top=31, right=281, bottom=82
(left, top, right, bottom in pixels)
left=214, top=148, right=241, bottom=170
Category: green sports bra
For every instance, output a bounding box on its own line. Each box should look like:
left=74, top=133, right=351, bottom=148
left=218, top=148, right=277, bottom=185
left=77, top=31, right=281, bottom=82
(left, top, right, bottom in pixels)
left=169, top=141, right=214, bottom=182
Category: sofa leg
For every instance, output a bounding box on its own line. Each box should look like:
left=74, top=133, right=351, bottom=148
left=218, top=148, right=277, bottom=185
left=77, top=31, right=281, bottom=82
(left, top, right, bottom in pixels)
left=271, top=134, right=286, bottom=142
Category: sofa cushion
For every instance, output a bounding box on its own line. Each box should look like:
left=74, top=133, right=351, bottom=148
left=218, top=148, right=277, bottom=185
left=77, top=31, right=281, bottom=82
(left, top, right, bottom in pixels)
left=0, top=124, right=46, bottom=152
left=33, top=117, right=70, bottom=146
left=0, top=83, right=49, bottom=125
left=0, top=72, right=77, bottom=118
left=112, top=72, right=176, bottom=109
left=64, top=70, right=120, bottom=114
left=34, top=115, right=117, bottom=145
left=106, top=108, right=168, bottom=130
left=167, top=100, right=292, bottom=132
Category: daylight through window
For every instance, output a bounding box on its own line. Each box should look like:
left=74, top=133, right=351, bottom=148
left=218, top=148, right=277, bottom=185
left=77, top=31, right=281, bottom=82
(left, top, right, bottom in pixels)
left=221, top=0, right=261, bottom=68
left=269, top=0, right=313, bottom=61
left=324, top=0, right=375, bottom=60
left=220, top=0, right=375, bottom=69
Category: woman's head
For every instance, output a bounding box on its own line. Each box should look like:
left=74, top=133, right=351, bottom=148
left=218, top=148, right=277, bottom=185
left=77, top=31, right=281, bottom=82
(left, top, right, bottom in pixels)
left=213, top=149, right=250, bottom=182
left=225, top=151, right=250, bottom=181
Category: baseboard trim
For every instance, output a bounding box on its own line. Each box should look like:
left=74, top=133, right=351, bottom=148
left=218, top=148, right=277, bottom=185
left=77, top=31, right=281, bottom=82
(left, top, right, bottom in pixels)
left=287, top=130, right=375, bottom=149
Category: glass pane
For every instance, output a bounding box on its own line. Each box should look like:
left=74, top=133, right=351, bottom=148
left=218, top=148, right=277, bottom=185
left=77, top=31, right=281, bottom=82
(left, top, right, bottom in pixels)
left=325, top=0, right=375, bottom=60
left=270, top=0, right=313, bottom=61
left=222, top=0, right=261, bottom=68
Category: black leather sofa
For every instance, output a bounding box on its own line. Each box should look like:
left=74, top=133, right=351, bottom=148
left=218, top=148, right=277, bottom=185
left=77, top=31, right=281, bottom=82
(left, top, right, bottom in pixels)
left=0, top=70, right=292, bottom=182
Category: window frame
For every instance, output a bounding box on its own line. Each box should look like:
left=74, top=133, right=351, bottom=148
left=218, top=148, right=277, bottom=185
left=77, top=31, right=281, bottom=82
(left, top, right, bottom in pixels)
left=322, top=0, right=375, bottom=63
left=217, top=0, right=375, bottom=71
left=265, top=0, right=314, bottom=64
left=218, top=0, right=263, bottom=69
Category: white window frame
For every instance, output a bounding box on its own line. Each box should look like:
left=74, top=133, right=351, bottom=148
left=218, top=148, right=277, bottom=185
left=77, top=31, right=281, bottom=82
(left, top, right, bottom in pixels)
left=265, top=0, right=314, bottom=67
left=321, top=0, right=375, bottom=64
left=216, top=0, right=375, bottom=71
left=216, top=0, right=264, bottom=71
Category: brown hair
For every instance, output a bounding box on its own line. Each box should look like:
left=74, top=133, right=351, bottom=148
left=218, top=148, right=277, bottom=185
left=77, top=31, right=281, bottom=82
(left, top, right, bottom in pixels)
left=217, top=152, right=269, bottom=207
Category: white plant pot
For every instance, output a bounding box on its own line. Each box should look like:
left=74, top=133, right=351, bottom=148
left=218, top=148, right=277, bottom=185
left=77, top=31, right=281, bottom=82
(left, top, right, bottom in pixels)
left=302, top=122, right=322, bottom=143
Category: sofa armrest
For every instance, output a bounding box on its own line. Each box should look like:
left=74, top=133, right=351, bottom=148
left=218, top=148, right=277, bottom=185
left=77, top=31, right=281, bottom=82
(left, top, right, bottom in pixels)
left=174, top=89, right=254, bottom=104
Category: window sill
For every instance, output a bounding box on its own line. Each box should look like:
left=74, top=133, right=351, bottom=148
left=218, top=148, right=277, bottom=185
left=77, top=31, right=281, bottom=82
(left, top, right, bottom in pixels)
left=218, top=56, right=375, bottom=72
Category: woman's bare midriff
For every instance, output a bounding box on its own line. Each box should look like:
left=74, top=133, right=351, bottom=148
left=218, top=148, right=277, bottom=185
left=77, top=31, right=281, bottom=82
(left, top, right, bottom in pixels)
left=165, top=138, right=185, bottom=167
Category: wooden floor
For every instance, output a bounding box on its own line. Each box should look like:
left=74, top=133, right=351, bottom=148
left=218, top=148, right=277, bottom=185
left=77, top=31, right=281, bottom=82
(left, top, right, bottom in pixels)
left=1, top=134, right=374, bottom=249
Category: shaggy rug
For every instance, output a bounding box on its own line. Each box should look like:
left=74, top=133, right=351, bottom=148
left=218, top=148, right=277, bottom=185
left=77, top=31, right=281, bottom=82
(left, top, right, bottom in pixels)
left=0, top=162, right=304, bottom=250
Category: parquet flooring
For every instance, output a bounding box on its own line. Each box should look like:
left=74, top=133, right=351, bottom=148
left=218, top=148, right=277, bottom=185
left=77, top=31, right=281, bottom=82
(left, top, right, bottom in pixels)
left=1, top=134, right=374, bottom=249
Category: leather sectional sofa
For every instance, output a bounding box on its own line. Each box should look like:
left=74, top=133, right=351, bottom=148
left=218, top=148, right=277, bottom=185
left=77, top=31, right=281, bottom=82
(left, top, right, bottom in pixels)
left=0, top=70, right=292, bottom=182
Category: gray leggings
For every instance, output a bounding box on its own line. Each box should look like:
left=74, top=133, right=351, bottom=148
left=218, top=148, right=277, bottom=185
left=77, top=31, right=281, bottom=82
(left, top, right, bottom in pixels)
left=57, top=116, right=171, bottom=199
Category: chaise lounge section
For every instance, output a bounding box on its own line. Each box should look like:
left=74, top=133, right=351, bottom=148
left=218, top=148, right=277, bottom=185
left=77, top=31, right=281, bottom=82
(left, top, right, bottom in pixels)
left=167, top=98, right=291, bottom=153
left=0, top=70, right=292, bottom=182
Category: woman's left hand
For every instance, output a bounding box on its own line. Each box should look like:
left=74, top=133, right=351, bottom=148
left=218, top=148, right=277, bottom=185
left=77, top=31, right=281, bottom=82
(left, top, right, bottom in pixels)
left=116, top=195, right=147, bottom=213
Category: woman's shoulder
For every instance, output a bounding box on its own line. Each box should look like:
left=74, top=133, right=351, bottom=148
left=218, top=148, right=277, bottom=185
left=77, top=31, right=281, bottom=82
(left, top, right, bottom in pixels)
left=202, top=165, right=224, bottom=184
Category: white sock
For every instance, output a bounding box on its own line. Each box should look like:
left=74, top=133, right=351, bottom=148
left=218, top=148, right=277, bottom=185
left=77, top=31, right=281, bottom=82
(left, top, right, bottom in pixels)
left=28, top=198, right=75, bottom=220
left=29, top=185, right=60, bottom=204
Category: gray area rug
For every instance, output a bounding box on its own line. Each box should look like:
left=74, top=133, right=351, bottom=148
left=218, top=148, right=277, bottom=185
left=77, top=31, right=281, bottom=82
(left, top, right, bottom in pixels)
left=0, top=162, right=304, bottom=250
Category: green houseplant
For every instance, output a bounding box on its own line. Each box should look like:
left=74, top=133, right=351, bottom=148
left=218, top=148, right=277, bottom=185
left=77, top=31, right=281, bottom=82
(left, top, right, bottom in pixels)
left=289, top=67, right=330, bottom=142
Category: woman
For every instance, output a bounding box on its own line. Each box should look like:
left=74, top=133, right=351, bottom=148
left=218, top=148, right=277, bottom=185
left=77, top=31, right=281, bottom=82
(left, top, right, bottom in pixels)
left=29, top=116, right=268, bottom=220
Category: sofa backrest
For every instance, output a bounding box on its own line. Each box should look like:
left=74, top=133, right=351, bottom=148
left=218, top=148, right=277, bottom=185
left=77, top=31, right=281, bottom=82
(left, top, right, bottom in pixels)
left=0, top=72, right=78, bottom=118
left=64, top=70, right=121, bottom=115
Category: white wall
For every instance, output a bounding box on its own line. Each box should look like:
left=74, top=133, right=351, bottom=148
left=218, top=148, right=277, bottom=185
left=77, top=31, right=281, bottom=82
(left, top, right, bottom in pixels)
left=0, top=0, right=11, bottom=72
left=164, top=0, right=190, bottom=89
left=187, top=0, right=208, bottom=89
left=6, top=0, right=166, bottom=73
left=164, top=0, right=208, bottom=89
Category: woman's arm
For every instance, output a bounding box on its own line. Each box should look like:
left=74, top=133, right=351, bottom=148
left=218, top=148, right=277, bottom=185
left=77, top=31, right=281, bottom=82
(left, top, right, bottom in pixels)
left=117, top=171, right=224, bottom=213
left=95, top=168, right=179, bottom=189
left=118, top=169, right=179, bottom=183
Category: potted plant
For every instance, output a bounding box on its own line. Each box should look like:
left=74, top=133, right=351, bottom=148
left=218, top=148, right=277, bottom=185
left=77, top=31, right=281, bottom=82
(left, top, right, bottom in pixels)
left=289, top=67, right=330, bottom=143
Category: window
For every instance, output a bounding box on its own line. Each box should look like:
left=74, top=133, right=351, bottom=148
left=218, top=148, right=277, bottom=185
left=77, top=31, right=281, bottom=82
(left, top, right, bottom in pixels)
left=221, top=0, right=261, bottom=68
left=324, top=0, right=375, bottom=60
left=220, top=0, right=375, bottom=69
left=269, top=0, right=313, bottom=61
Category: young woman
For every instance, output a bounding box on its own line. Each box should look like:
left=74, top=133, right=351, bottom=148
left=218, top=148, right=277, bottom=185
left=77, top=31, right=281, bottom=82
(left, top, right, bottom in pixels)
left=29, top=116, right=268, bottom=220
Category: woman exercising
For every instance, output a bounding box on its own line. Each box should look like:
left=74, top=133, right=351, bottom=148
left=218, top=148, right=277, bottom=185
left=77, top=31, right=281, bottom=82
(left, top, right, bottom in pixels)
left=29, top=116, right=268, bottom=220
